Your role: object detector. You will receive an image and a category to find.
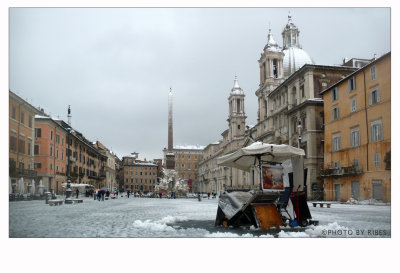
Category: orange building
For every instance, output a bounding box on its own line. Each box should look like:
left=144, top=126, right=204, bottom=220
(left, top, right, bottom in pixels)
left=9, top=91, right=43, bottom=193
left=34, top=116, right=68, bottom=194
left=320, top=52, right=391, bottom=202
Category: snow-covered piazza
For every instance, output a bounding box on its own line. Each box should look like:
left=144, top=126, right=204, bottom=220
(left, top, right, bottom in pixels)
left=9, top=196, right=390, bottom=238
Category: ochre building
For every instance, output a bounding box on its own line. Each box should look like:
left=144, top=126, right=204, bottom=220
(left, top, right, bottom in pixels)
left=320, top=52, right=391, bottom=202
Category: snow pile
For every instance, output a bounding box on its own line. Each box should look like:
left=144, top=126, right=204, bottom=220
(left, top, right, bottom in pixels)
left=132, top=220, right=175, bottom=232
left=345, top=198, right=388, bottom=206
left=278, top=230, right=310, bottom=238
left=304, top=222, right=350, bottom=237
left=158, top=215, right=189, bottom=224
left=346, top=197, right=359, bottom=204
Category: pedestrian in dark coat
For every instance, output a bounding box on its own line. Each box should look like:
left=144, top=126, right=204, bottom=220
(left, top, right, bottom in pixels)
left=101, top=190, right=105, bottom=201
left=127, top=190, right=130, bottom=198
left=76, top=188, right=79, bottom=199
left=97, top=190, right=101, bottom=201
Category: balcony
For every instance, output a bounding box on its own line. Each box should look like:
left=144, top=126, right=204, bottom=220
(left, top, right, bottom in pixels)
left=14, top=168, right=37, bottom=178
left=319, top=165, right=363, bottom=178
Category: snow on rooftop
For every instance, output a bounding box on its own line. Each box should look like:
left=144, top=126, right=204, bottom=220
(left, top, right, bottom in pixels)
left=174, top=144, right=205, bottom=150
left=34, top=115, right=49, bottom=119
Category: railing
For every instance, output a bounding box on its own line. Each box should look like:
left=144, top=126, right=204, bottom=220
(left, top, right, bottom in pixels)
left=16, top=168, right=37, bottom=178
left=319, top=165, right=363, bottom=177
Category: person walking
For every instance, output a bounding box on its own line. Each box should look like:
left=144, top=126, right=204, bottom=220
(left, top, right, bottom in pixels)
left=158, top=189, right=162, bottom=199
left=106, top=190, right=110, bottom=198
left=101, top=190, right=105, bottom=201
left=127, top=190, right=130, bottom=198
left=97, top=190, right=101, bottom=201
left=76, top=188, right=79, bottom=199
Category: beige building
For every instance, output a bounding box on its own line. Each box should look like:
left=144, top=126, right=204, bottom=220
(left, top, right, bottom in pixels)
left=93, top=141, right=117, bottom=191
left=9, top=91, right=44, bottom=193
left=320, top=52, right=391, bottom=202
left=122, top=154, right=158, bottom=193
left=169, top=146, right=204, bottom=192
left=56, top=120, right=107, bottom=188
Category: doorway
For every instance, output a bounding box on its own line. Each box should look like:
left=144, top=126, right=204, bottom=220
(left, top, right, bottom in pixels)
left=334, top=184, right=341, bottom=201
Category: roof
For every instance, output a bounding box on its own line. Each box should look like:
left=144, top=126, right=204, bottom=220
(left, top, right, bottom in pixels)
left=269, top=63, right=358, bottom=97
left=319, top=52, right=391, bottom=96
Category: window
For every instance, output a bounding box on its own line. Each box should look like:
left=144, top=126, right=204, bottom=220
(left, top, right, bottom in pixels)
left=369, top=89, right=380, bottom=105
left=188, top=163, right=191, bottom=170
left=351, top=97, right=357, bottom=112
left=333, top=161, right=340, bottom=169
left=374, top=153, right=380, bottom=167
left=50, top=131, right=53, bottom=140
left=20, top=111, right=25, bottom=124
left=332, top=134, right=341, bottom=152
left=34, top=144, right=39, bottom=155
left=56, top=135, right=60, bottom=143
left=56, top=148, right=59, bottom=159
left=350, top=128, right=360, bottom=148
left=27, top=139, right=32, bottom=155
left=11, top=105, right=16, bottom=119
left=34, top=162, right=41, bottom=169
left=28, top=116, right=32, bottom=128
left=62, top=138, right=64, bottom=146
left=50, top=163, right=53, bottom=170
left=371, top=65, right=376, bottom=81
left=18, top=136, right=25, bottom=154
left=332, top=107, right=339, bottom=121
left=348, top=77, right=356, bottom=91
left=10, top=132, right=17, bottom=151
left=35, top=128, right=42, bottom=138
left=300, top=85, right=305, bottom=98
left=181, top=163, right=185, bottom=168
left=332, top=87, right=338, bottom=101
left=371, top=120, right=383, bottom=142
left=50, top=144, right=53, bottom=156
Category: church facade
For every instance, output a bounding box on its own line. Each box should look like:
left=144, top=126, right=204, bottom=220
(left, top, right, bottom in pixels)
left=198, top=15, right=360, bottom=198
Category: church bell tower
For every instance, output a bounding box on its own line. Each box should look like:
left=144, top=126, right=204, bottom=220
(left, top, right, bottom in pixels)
left=227, top=76, right=246, bottom=140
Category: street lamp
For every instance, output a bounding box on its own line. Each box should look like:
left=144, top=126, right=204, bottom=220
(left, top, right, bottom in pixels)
left=297, top=118, right=302, bottom=148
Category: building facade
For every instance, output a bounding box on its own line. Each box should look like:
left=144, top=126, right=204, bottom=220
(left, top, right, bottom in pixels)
left=320, top=52, right=391, bottom=202
left=9, top=91, right=43, bottom=193
left=249, top=16, right=359, bottom=198
left=93, top=141, right=117, bottom=191
left=57, top=120, right=107, bottom=189
left=121, top=155, right=158, bottom=193
left=34, top=116, right=68, bottom=194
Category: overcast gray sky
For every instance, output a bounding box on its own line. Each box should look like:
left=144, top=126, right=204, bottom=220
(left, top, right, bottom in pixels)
left=9, top=8, right=390, bottom=160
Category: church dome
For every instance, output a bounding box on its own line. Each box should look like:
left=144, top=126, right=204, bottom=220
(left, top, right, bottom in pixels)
left=283, top=47, right=314, bottom=77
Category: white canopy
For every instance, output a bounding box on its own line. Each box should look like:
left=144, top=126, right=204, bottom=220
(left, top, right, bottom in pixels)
left=217, top=142, right=305, bottom=172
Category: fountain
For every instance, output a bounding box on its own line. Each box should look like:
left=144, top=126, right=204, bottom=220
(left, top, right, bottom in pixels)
left=38, top=179, right=45, bottom=195
left=31, top=180, right=36, bottom=195
left=18, top=177, right=25, bottom=194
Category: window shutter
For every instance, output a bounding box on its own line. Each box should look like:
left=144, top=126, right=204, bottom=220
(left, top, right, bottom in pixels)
left=377, top=89, right=380, bottom=102
left=369, top=92, right=372, bottom=105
